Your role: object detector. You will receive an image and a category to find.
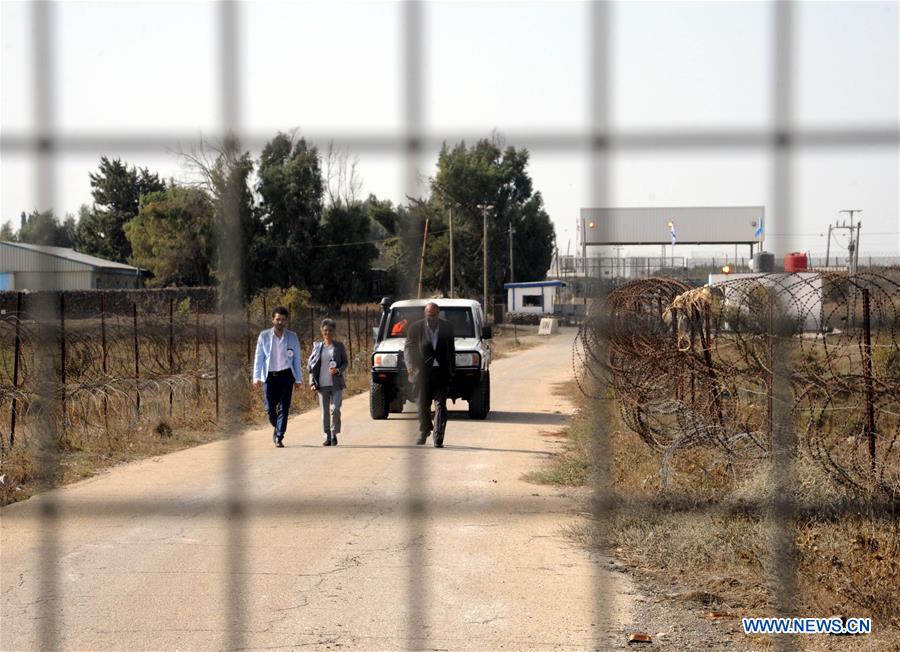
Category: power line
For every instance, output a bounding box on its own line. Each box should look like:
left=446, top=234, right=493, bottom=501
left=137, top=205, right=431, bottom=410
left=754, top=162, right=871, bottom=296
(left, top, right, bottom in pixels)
left=308, top=227, right=450, bottom=249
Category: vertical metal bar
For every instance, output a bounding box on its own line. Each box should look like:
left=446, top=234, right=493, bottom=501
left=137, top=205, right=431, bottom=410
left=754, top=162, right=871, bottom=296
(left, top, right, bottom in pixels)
left=589, top=2, right=614, bottom=648
left=32, top=6, right=60, bottom=635
left=861, top=288, right=876, bottom=474
left=10, top=292, right=23, bottom=448
left=770, top=1, right=798, bottom=641
left=133, top=302, right=140, bottom=416
left=214, top=3, right=246, bottom=632
left=403, top=0, right=427, bottom=643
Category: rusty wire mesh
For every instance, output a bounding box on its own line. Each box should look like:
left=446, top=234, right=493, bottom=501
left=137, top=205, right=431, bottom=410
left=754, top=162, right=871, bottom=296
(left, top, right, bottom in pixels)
left=575, top=271, right=900, bottom=499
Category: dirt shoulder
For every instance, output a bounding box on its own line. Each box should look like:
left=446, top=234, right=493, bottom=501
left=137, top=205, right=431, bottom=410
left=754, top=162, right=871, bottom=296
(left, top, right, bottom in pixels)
left=526, top=381, right=899, bottom=651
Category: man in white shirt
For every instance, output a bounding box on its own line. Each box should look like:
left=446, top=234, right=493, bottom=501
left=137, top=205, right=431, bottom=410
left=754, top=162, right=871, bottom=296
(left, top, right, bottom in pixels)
left=253, top=306, right=303, bottom=447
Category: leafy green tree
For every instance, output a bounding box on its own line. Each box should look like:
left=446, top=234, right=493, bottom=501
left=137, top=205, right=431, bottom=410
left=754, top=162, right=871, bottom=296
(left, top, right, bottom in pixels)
left=365, top=194, right=399, bottom=237
left=380, top=199, right=439, bottom=298
left=256, top=132, right=324, bottom=291
left=310, top=202, right=379, bottom=308
left=124, top=186, right=214, bottom=287
left=72, top=157, right=166, bottom=262
left=181, top=134, right=264, bottom=303
left=17, top=209, right=73, bottom=247
left=0, top=221, right=15, bottom=242
left=429, top=136, right=554, bottom=299
left=212, top=139, right=264, bottom=302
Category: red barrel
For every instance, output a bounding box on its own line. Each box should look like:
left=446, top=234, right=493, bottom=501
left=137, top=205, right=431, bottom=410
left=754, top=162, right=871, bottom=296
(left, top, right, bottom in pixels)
left=784, top=252, right=808, bottom=272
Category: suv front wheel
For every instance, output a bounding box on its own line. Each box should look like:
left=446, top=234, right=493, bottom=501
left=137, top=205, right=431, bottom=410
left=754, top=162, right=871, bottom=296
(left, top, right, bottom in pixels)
left=370, top=382, right=389, bottom=419
left=467, top=371, right=490, bottom=420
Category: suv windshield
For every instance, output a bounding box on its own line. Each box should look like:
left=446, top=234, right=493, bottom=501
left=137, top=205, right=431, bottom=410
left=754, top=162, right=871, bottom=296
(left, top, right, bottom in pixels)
left=386, top=307, right=476, bottom=339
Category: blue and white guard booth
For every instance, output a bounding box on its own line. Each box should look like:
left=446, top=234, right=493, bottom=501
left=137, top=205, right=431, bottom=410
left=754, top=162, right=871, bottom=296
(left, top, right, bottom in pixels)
left=504, top=280, right=566, bottom=315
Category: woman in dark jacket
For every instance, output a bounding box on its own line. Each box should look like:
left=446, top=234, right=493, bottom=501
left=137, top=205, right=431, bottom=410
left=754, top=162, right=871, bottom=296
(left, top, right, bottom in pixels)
left=307, top=318, right=349, bottom=446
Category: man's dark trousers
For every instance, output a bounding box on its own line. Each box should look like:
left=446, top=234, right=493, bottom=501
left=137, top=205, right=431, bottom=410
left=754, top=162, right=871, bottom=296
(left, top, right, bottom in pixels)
left=417, top=367, right=449, bottom=444
left=264, top=369, right=294, bottom=442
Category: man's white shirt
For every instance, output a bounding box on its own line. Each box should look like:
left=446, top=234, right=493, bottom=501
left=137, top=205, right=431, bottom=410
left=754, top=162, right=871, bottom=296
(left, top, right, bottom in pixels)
left=269, top=331, right=290, bottom=372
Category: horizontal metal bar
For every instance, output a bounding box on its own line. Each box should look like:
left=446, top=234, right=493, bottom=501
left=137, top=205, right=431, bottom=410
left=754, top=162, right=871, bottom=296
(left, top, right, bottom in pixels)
left=5, top=495, right=897, bottom=520
left=2, top=126, right=898, bottom=155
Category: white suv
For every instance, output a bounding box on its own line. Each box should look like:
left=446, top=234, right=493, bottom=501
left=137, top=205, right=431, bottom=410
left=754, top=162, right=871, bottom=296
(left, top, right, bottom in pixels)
left=370, top=298, right=492, bottom=419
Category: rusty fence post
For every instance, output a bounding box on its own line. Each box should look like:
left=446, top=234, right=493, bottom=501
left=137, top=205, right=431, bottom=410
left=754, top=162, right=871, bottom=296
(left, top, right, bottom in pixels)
left=10, top=291, right=23, bottom=449
left=169, top=296, right=175, bottom=417
left=766, top=297, right=774, bottom=449
left=861, top=288, right=877, bottom=474
left=702, top=303, right=725, bottom=433
left=195, top=309, right=201, bottom=407
left=364, top=305, right=370, bottom=354
left=353, top=308, right=361, bottom=359
left=689, top=308, right=696, bottom=404
left=214, top=326, right=220, bottom=421
left=671, top=307, right=680, bottom=401
left=59, top=292, right=67, bottom=429
left=100, top=293, right=108, bottom=430
left=246, top=306, right=251, bottom=365
left=132, top=302, right=140, bottom=417
left=346, top=306, right=353, bottom=368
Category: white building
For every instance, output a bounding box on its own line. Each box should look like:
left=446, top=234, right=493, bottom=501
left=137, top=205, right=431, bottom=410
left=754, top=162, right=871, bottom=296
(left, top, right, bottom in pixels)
left=504, top=280, right=565, bottom=314
left=0, top=241, right=145, bottom=291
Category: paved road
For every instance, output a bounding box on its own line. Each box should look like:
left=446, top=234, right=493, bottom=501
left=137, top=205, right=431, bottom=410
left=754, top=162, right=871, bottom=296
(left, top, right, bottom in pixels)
left=1, top=328, right=635, bottom=650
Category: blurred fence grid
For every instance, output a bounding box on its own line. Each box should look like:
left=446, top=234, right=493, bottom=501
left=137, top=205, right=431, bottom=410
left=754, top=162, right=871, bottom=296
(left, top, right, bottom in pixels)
left=1, top=1, right=898, bottom=649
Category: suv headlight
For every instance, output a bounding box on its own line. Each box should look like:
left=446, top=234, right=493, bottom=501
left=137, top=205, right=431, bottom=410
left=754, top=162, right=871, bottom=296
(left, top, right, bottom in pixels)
left=455, top=352, right=480, bottom=367
left=373, top=353, right=399, bottom=368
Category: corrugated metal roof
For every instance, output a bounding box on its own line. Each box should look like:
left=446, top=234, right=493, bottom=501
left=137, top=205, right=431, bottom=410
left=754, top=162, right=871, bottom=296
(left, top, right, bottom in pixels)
left=503, top=281, right=566, bottom=288
left=580, top=206, right=765, bottom=245
left=0, top=241, right=141, bottom=271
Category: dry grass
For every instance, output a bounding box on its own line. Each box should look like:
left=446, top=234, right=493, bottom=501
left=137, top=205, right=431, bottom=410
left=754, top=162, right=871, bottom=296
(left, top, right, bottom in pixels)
left=527, top=387, right=900, bottom=647
left=0, top=349, right=376, bottom=505
left=489, top=323, right=542, bottom=360
left=0, top=323, right=540, bottom=504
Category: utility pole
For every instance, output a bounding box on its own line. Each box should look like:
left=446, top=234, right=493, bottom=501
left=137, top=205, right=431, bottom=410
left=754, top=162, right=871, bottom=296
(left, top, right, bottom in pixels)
left=477, top=204, right=494, bottom=312
left=825, top=224, right=833, bottom=267
left=508, top=222, right=516, bottom=284
left=448, top=204, right=455, bottom=298
left=837, top=209, right=863, bottom=275
left=417, top=215, right=430, bottom=299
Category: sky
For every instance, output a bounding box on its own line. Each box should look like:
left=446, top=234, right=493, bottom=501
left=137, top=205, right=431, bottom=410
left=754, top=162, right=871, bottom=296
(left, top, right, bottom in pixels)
left=2, top=0, right=898, bottom=262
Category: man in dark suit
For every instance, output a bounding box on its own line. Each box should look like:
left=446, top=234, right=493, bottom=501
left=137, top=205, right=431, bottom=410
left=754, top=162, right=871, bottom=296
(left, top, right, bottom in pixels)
left=404, top=302, right=456, bottom=447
